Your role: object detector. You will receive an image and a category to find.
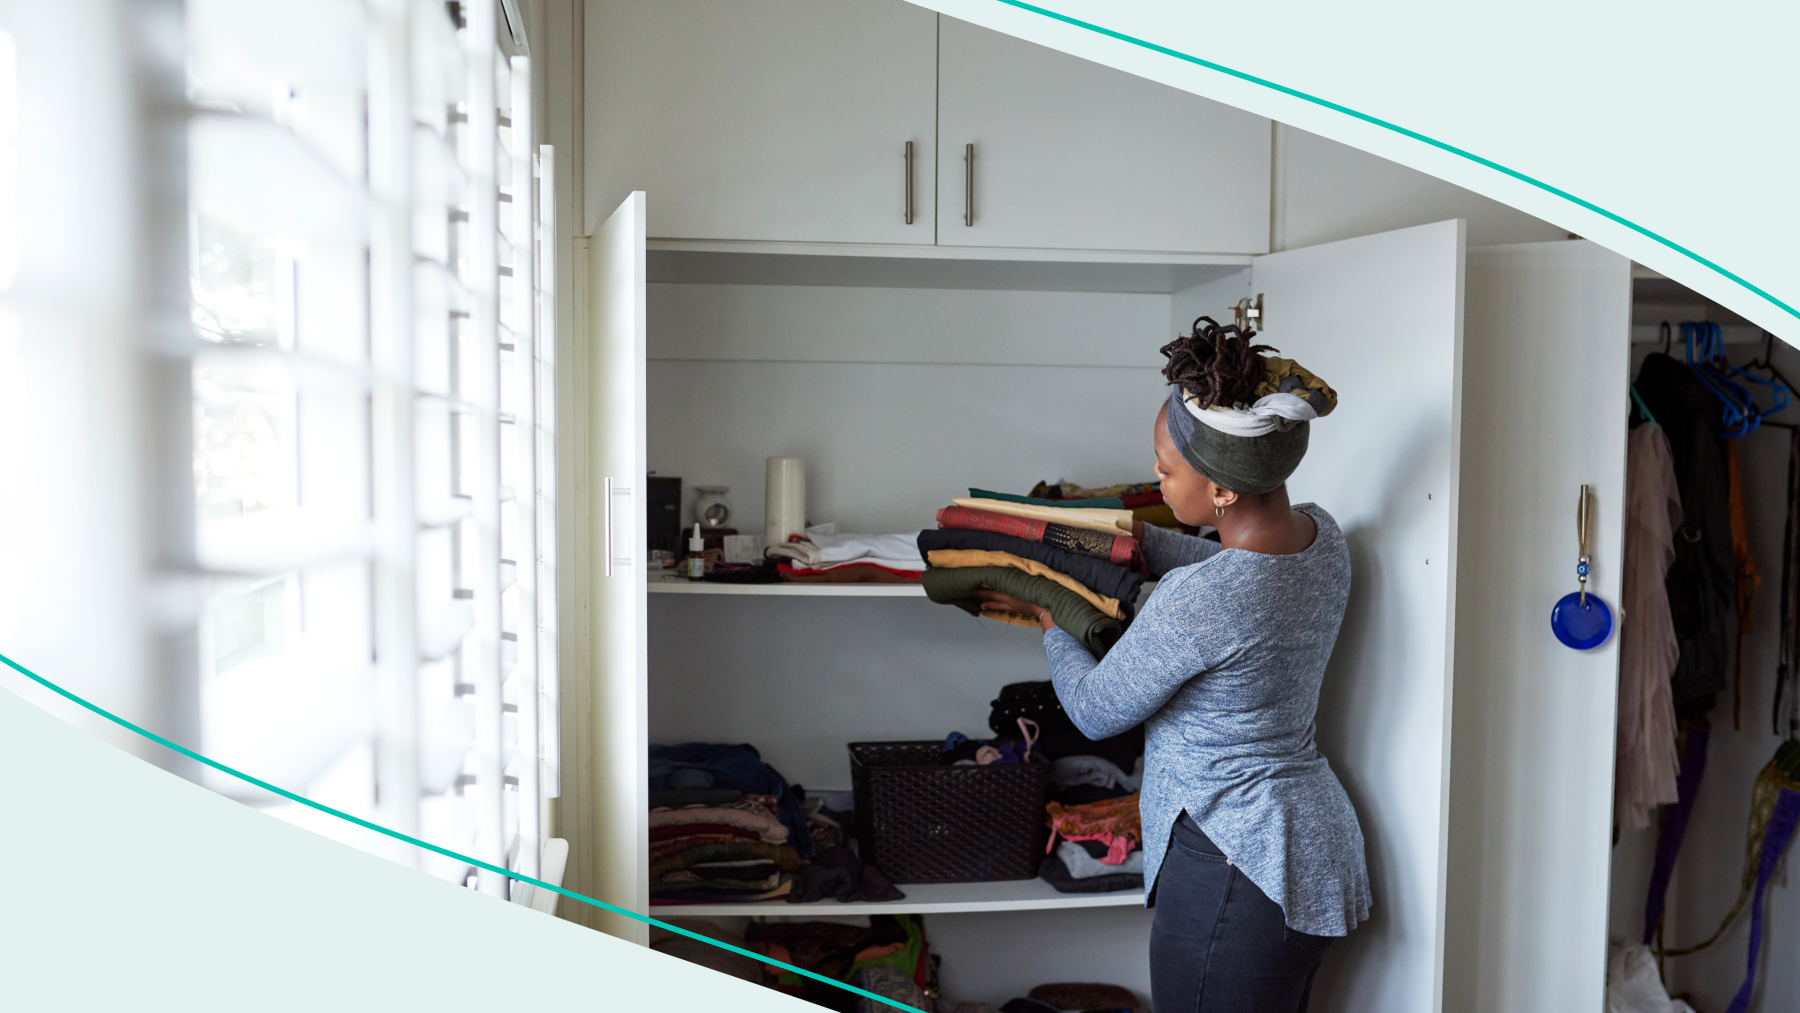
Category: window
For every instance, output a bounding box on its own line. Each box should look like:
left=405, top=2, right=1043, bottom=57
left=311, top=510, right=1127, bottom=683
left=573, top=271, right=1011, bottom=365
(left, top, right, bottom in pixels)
left=180, top=0, right=559, bottom=900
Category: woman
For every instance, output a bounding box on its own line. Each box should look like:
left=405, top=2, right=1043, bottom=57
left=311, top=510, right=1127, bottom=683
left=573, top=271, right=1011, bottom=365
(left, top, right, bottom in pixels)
left=980, top=318, right=1370, bottom=1013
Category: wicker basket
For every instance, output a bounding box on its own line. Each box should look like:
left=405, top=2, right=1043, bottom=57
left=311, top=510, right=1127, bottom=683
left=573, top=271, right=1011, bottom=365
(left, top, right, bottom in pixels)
left=849, top=740, right=1051, bottom=883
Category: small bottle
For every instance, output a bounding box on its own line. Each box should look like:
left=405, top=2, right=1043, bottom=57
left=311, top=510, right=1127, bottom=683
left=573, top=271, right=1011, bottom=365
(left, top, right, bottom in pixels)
left=685, top=522, right=706, bottom=581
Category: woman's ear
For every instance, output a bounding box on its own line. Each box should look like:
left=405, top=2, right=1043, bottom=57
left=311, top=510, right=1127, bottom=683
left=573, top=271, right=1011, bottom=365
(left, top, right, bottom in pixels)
left=1213, top=487, right=1240, bottom=513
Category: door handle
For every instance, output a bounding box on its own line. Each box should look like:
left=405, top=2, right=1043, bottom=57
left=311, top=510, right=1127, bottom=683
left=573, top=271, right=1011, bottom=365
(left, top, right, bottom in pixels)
left=603, top=478, right=632, bottom=577
left=904, top=141, right=914, bottom=225
left=963, top=143, right=974, bottom=227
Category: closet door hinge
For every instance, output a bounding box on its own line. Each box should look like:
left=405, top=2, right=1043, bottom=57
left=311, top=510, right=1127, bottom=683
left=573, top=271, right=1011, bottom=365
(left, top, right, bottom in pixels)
left=1231, top=294, right=1265, bottom=332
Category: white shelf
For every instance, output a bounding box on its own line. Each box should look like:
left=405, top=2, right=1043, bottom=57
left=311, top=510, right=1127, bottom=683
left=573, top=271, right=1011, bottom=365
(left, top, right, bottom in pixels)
left=652, top=877, right=1143, bottom=917
left=649, top=575, right=926, bottom=597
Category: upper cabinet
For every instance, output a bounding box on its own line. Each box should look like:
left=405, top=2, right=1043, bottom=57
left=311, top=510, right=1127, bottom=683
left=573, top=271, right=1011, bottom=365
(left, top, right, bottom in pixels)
left=936, top=18, right=1272, bottom=254
left=586, top=0, right=938, bottom=245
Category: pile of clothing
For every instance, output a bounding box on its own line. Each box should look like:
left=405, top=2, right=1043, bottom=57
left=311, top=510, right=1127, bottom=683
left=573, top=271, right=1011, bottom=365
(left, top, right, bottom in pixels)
left=919, top=482, right=1183, bottom=656
left=748, top=915, right=936, bottom=1012
left=934, top=681, right=1146, bottom=894
left=1040, top=791, right=1144, bottom=894
left=649, top=742, right=812, bottom=904
left=649, top=742, right=905, bottom=907
left=766, top=528, right=926, bottom=584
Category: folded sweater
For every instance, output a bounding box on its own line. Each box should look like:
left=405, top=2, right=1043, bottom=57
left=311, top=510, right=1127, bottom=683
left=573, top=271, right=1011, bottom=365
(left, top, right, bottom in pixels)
left=917, top=528, right=1144, bottom=602
left=921, top=565, right=1123, bottom=657
left=950, top=498, right=1134, bottom=535
left=927, top=549, right=1124, bottom=619
left=936, top=506, right=1141, bottom=567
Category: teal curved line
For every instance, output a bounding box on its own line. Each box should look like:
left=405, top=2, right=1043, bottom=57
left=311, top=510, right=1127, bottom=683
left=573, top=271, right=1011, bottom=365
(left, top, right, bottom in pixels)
left=990, top=0, right=1799, bottom=323
left=0, top=650, right=927, bottom=1013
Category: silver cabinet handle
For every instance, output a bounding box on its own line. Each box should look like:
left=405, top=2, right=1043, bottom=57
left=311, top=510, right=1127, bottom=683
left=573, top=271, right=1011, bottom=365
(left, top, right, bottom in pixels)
left=963, top=143, right=974, bottom=227
left=903, top=141, right=914, bottom=225
left=603, top=476, right=613, bottom=577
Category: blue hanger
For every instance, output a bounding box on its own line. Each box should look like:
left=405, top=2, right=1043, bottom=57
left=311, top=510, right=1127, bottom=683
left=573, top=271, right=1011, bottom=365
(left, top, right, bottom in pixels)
left=1684, top=322, right=1760, bottom=436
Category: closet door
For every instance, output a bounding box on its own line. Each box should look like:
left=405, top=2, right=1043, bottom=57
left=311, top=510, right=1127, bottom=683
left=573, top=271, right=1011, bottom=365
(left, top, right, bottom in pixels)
left=937, top=17, right=1270, bottom=254
left=1248, top=220, right=1465, bottom=1012
left=579, top=192, right=649, bottom=944
left=1443, top=241, right=1630, bottom=1013
left=585, top=0, right=937, bottom=245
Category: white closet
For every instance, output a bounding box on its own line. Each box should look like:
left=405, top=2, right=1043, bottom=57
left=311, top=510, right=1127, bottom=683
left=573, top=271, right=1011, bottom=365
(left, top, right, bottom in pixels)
left=566, top=2, right=1638, bottom=1009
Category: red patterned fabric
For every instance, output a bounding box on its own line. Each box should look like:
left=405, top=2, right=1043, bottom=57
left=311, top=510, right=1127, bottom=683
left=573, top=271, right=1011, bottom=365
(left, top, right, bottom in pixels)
left=936, top=506, right=1139, bottom=567
left=1046, top=793, right=1142, bottom=864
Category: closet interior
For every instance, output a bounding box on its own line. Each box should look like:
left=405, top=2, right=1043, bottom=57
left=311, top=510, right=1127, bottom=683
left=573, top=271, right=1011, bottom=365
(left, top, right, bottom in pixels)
left=1607, top=270, right=1800, bottom=1013
left=559, top=2, right=1701, bottom=1011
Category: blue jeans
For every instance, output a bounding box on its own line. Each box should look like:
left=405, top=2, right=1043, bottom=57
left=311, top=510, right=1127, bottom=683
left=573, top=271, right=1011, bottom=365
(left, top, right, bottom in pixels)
left=1150, top=814, right=1332, bottom=1013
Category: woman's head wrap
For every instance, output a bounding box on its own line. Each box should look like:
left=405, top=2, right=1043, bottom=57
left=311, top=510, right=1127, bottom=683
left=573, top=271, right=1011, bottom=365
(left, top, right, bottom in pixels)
left=1163, top=352, right=1337, bottom=495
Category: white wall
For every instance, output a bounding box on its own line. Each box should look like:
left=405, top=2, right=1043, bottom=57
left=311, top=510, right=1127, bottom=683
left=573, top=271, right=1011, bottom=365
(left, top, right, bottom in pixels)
left=1278, top=124, right=1570, bottom=253
left=647, top=282, right=1172, bottom=539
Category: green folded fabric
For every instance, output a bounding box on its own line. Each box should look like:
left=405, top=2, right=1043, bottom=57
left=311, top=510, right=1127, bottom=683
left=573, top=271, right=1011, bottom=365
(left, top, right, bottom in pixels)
left=921, top=565, right=1123, bottom=657
left=967, top=488, right=1127, bottom=510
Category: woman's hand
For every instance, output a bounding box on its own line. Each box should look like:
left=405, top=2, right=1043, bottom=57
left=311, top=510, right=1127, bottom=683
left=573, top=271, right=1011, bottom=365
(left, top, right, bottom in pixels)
left=1116, top=519, right=1146, bottom=541
left=976, top=588, right=1056, bottom=632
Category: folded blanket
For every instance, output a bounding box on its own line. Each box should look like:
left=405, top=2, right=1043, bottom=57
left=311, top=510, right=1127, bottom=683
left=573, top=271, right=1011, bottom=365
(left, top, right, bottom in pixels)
left=649, top=877, right=794, bottom=904
left=765, top=531, right=923, bottom=567
left=1038, top=851, right=1143, bottom=895
left=936, top=506, right=1139, bottom=567
left=1058, top=839, right=1144, bottom=879
left=649, top=840, right=803, bottom=880
left=648, top=803, right=789, bottom=843
left=1030, top=480, right=1159, bottom=501
left=651, top=834, right=763, bottom=863
left=917, top=528, right=1144, bottom=601
left=951, top=498, right=1134, bottom=535
left=968, top=487, right=1126, bottom=509
left=921, top=565, right=1123, bottom=656
left=777, top=561, right=923, bottom=583
left=927, top=549, right=1124, bottom=619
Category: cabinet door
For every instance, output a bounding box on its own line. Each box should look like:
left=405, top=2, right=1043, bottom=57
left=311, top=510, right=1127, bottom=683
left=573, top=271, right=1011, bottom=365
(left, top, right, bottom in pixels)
left=937, top=17, right=1270, bottom=254
left=1250, top=220, right=1464, bottom=1011
left=578, top=192, right=649, bottom=943
left=1444, top=241, right=1629, bottom=1012
left=586, top=0, right=937, bottom=245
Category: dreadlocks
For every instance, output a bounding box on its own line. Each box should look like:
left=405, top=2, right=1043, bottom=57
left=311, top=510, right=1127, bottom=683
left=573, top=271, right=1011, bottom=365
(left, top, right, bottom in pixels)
left=1159, top=316, right=1275, bottom=412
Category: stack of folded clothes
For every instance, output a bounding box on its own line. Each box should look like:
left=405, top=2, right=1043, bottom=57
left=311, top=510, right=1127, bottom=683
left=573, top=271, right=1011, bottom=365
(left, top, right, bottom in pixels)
left=766, top=530, right=926, bottom=584
left=648, top=742, right=813, bottom=905
left=920, top=490, right=1153, bottom=656
left=1024, top=480, right=1185, bottom=532
left=649, top=793, right=804, bottom=904
left=1039, top=792, right=1144, bottom=895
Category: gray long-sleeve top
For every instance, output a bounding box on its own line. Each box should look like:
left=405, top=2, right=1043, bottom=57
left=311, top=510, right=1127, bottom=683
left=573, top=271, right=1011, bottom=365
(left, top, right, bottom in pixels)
left=1044, top=503, right=1371, bottom=936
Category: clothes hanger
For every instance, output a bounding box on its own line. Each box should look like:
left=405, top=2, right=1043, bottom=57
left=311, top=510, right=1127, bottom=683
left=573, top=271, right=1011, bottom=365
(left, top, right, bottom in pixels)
left=1684, top=322, right=1760, bottom=435
left=1734, top=330, right=1799, bottom=427
left=1630, top=383, right=1660, bottom=430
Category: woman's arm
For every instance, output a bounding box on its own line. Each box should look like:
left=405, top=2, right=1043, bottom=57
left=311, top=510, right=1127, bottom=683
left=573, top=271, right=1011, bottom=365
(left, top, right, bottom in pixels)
left=1135, top=520, right=1222, bottom=578
left=1045, top=572, right=1215, bottom=739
